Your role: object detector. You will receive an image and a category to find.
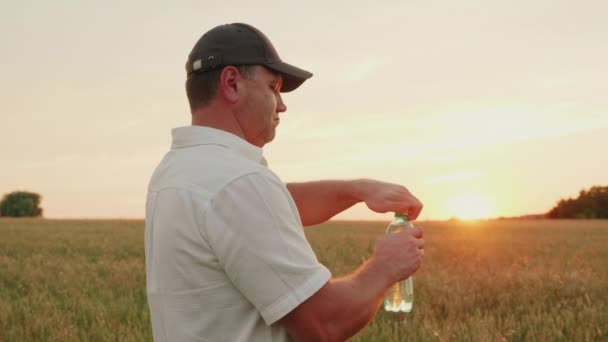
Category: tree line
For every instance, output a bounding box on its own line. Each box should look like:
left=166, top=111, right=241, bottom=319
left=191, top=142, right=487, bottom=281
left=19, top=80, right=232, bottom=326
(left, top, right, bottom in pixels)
left=547, top=186, right=608, bottom=219
left=0, top=191, right=43, bottom=217
left=1, top=186, right=607, bottom=219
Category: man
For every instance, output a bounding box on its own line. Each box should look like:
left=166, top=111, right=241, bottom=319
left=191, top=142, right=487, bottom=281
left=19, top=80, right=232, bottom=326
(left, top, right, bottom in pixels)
left=145, top=23, right=424, bottom=342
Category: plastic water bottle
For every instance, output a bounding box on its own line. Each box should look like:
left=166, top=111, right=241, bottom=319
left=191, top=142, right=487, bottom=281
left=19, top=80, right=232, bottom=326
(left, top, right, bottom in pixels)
left=383, top=213, right=414, bottom=313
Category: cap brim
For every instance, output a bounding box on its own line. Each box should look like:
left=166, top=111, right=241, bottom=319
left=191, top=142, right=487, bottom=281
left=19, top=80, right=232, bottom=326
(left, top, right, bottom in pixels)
left=264, top=61, right=313, bottom=93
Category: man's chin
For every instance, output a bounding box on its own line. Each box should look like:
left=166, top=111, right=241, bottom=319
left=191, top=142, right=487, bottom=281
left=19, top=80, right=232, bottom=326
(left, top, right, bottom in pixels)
left=266, top=131, right=276, bottom=145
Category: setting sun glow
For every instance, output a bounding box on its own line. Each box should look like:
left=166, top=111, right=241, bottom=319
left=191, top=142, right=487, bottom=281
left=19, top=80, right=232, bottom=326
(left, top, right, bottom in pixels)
left=447, top=194, right=493, bottom=220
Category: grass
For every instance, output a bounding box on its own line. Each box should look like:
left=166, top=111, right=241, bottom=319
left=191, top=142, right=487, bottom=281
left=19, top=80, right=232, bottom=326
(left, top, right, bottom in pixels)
left=0, top=218, right=607, bottom=341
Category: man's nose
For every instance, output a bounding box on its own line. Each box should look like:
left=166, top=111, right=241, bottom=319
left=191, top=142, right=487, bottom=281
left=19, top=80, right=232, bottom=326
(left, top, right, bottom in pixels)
left=276, top=94, right=287, bottom=113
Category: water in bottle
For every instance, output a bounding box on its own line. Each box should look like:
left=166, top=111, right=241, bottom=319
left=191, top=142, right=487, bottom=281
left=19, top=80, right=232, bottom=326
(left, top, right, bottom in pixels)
left=383, top=213, right=414, bottom=313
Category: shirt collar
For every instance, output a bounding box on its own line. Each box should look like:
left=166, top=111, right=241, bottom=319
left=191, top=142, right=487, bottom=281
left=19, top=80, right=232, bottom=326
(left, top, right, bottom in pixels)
left=171, top=126, right=266, bottom=165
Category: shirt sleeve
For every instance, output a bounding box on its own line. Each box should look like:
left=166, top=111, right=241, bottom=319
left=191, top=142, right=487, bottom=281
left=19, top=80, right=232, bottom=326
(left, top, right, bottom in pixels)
left=202, top=171, right=332, bottom=325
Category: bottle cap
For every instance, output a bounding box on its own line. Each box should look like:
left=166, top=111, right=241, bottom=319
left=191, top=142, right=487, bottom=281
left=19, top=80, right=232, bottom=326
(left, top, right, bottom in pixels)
left=395, top=212, right=409, bottom=219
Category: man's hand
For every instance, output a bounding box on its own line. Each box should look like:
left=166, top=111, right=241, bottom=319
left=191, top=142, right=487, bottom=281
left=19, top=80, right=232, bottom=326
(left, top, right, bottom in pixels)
left=281, top=224, right=424, bottom=342
left=355, top=179, right=423, bottom=220
left=372, top=225, right=424, bottom=286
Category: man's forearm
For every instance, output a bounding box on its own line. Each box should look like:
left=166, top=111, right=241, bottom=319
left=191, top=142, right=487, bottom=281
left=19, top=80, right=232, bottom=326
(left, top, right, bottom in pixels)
left=282, top=257, right=393, bottom=342
left=324, top=258, right=392, bottom=341
left=287, top=180, right=370, bottom=226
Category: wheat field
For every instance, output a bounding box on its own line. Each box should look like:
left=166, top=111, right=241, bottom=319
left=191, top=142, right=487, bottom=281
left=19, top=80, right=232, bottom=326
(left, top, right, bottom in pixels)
left=1, top=218, right=607, bottom=341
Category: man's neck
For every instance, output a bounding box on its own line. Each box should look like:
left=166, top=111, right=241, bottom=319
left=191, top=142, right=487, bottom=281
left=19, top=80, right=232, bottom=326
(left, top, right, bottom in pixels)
left=191, top=104, right=246, bottom=142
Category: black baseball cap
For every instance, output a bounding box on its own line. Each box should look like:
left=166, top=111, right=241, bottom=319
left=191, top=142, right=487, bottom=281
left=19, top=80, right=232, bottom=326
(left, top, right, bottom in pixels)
left=186, top=23, right=313, bottom=92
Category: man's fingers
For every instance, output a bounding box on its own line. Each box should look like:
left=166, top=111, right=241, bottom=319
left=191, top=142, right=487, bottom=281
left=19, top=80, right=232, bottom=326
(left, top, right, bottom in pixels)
left=406, top=198, right=423, bottom=220
left=407, top=206, right=422, bottom=220
left=410, top=226, right=423, bottom=238
left=417, top=238, right=424, bottom=249
left=395, top=199, right=423, bottom=220
left=393, top=203, right=422, bottom=218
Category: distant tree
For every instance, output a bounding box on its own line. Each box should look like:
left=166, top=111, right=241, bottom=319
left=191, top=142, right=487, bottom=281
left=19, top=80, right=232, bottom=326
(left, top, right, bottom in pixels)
left=547, top=186, right=608, bottom=219
left=0, top=191, right=43, bottom=217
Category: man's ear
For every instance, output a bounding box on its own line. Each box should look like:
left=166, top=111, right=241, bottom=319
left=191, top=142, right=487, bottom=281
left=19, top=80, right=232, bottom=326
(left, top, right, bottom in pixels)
left=218, top=66, right=241, bottom=104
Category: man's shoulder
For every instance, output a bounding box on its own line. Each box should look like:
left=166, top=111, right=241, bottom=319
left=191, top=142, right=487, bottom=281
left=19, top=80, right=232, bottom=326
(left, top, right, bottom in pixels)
left=147, top=146, right=277, bottom=198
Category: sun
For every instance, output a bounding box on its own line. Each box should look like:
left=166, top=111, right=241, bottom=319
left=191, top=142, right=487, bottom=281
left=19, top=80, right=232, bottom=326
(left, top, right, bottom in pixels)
left=447, top=193, right=493, bottom=220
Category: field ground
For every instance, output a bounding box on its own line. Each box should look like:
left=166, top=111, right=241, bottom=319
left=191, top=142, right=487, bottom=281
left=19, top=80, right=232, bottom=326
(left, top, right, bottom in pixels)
left=1, top=219, right=607, bottom=341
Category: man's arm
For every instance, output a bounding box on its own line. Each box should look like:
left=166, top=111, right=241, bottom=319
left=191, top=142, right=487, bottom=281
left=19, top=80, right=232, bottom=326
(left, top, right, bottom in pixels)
left=287, top=179, right=423, bottom=226
left=279, top=226, right=425, bottom=342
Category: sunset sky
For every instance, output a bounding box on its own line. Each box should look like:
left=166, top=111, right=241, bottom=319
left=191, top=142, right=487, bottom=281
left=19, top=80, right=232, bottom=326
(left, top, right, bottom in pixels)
left=1, top=0, right=607, bottom=221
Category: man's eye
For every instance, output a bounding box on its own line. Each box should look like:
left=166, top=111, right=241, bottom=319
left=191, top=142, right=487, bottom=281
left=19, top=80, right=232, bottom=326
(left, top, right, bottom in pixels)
left=271, top=80, right=282, bottom=92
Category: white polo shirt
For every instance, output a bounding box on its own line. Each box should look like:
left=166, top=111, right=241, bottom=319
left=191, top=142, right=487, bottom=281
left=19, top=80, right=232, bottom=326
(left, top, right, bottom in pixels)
left=145, top=126, right=331, bottom=342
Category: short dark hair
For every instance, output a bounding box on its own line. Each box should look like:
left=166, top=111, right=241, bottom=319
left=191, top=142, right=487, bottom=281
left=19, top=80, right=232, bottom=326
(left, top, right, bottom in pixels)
left=185, top=65, right=255, bottom=112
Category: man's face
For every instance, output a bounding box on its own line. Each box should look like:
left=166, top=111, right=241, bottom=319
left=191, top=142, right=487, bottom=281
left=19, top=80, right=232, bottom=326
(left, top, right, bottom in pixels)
left=235, top=66, right=287, bottom=147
